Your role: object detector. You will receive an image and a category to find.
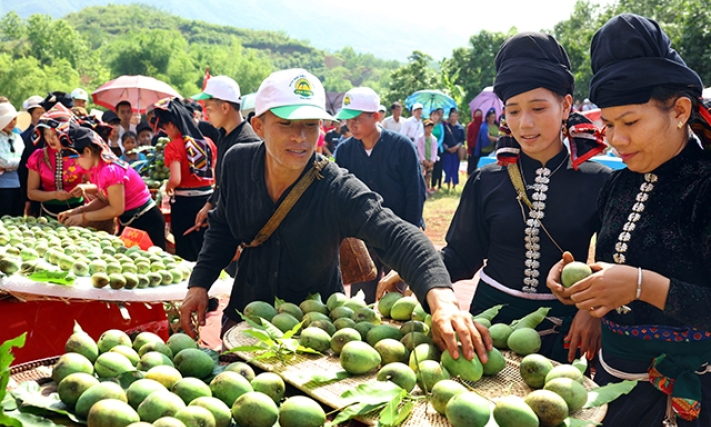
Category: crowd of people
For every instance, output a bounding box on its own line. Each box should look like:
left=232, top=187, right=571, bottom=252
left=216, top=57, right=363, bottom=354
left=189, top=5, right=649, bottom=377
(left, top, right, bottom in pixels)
left=2, top=11, right=711, bottom=426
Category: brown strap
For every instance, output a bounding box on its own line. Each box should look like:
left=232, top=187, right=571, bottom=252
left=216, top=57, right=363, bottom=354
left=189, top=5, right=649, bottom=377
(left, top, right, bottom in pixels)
left=507, top=163, right=532, bottom=209
left=240, top=157, right=330, bottom=250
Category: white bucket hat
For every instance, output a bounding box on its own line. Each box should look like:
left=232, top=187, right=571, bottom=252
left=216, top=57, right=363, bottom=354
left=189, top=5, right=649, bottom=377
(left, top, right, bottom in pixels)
left=0, top=103, right=19, bottom=130
left=255, top=69, right=335, bottom=121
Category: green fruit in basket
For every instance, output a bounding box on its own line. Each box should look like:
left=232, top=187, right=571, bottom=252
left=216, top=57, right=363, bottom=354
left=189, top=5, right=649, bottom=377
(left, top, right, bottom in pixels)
left=493, top=396, right=540, bottom=427
left=416, top=360, right=450, bottom=392
left=390, top=297, right=418, bottom=321
left=174, top=406, right=215, bottom=427
left=354, top=321, right=376, bottom=341
left=561, top=261, right=593, bottom=288
left=409, top=343, right=441, bottom=371
left=66, top=328, right=99, bottom=363
left=374, top=338, right=410, bottom=365
left=172, top=377, right=213, bottom=405
left=139, top=341, right=173, bottom=358
left=137, top=390, right=186, bottom=423
left=401, top=332, right=434, bottom=351
left=127, top=378, right=168, bottom=409
left=145, top=366, right=183, bottom=389
left=299, top=299, right=329, bottom=315
left=110, top=345, right=140, bottom=366
left=222, top=362, right=255, bottom=382
left=156, top=270, right=171, bottom=285
left=150, top=261, right=166, bottom=272
left=231, top=391, right=278, bottom=427
left=189, top=397, right=231, bottom=427
left=52, top=352, right=94, bottom=383
left=377, top=292, right=403, bottom=318
left=106, top=261, right=122, bottom=275
left=546, top=364, right=584, bottom=385
left=445, top=391, right=491, bottom=427
left=136, top=261, right=150, bottom=275
left=0, top=257, right=21, bottom=275
left=309, top=319, right=336, bottom=336
left=57, top=372, right=100, bottom=408
left=0, top=235, right=8, bottom=245
left=271, top=313, right=300, bottom=333
left=400, top=320, right=429, bottom=335
left=19, top=248, right=39, bottom=261
left=122, top=263, right=138, bottom=275
left=524, top=390, right=569, bottom=427
left=166, top=333, right=199, bottom=357
left=351, top=307, right=381, bottom=325
left=88, top=398, right=140, bottom=427
left=147, top=272, right=163, bottom=287
left=91, top=272, right=110, bottom=288
left=209, top=371, right=253, bottom=407
left=489, top=323, right=514, bottom=349
left=377, top=362, right=417, bottom=392
left=412, top=303, right=428, bottom=322
left=250, top=372, right=285, bottom=404
left=123, top=272, right=139, bottom=289
left=302, top=311, right=329, bottom=327
left=326, top=291, right=347, bottom=311
left=333, top=317, right=357, bottom=330
left=508, top=328, right=542, bottom=356
left=75, top=381, right=127, bottom=419
left=342, top=298, right=367, bottom=312
left=98, top=329, right=132, bottom=353
left=520, top=354, right=554, bottom=389
left=137, top=274, right=150, bottom=288
left=169, top=269, right=182, bottom=284
left=278, top=395, right=326, bottom=427
left=430, top=379, right=468, bottom=415
left=544, top=377, right=587, bottom=413
left=178, top=265, right=191, bottom=281
left=330, top=328, right=361, bottom=355
left=298, top=327, right=331, bottom=352
left=328, top=305, right=354, bottom=321
left=5, top=246, right=19, bottom=256
left=109, top=273, right=126, bottom=290
left=173, top=348, right=215, bottom=379
left=243, top=300, right=277, bottom=322
left=72, top=261, right=90, bottom=277
left=133, top=332, right=164, bottom=352
left=474, top=318, right=492, bottom=329
left=367, top=325, right=402, bottom=346
left=441, top=347, right=483, bottom=382
left=95, top=352, right=134, bottom=378
left=481, top=348, right=506, bottom=376
left=137, top=351, right=174, bottom=371
left=340, top=341, right=381, bottom=375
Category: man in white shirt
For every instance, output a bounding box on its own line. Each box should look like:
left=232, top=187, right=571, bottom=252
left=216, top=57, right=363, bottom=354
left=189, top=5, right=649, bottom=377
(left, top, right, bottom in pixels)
left=115, top=100, right=136, bottom=140
left=399, top=102, right=424, bottom=141
left=381, top=102, right=406, bottom=132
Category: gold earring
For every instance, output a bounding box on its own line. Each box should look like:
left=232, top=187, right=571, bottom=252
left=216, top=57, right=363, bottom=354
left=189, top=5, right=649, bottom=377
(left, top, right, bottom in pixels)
left=677, top=121, right=684, bottom=129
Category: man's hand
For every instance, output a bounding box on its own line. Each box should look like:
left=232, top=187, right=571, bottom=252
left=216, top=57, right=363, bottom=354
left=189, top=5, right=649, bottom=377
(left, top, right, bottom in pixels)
left=376, top=271, right=403, bottom=301
left=180, top=287, right=210, bottom=339
left=426, top=288, right=493, bottom=363
left=195, top=202, right=212, bottom=230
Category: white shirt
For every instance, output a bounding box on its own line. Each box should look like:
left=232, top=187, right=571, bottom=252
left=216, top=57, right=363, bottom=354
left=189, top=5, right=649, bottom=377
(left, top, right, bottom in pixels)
left=382, top=115, right=405, bottom=132
left=400, top=116, right=423, bottom=141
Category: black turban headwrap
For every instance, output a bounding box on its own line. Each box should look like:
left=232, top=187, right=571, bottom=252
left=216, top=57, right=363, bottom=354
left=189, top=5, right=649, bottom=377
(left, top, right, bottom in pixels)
left=493, top=32, right=575, bottom=103
left=493, top=32, right=606, bottom=169
left=589, top=13, right=703, bottom=108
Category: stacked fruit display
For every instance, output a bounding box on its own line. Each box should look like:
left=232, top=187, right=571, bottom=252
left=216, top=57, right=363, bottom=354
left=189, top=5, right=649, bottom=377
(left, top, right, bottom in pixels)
left=51, top=325, right=327, bottom=427
left=0, top=215, right=191, bottom=289
left=140, top=137, right=170, bottom=190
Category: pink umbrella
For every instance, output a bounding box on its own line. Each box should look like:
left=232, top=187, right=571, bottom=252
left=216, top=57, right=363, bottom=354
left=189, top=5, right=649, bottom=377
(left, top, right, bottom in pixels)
left=91, top=75, right=181, bottom=113
left=468, top=86, right=503, bottom=120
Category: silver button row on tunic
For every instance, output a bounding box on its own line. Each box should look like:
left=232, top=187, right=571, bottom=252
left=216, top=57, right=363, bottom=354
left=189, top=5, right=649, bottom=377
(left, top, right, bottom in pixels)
left=522, top=167, right=553, bottom=293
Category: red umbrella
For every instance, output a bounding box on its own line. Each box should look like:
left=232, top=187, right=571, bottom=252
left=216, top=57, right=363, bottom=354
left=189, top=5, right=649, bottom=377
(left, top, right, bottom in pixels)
left=91, top=75, right=181, bottom=113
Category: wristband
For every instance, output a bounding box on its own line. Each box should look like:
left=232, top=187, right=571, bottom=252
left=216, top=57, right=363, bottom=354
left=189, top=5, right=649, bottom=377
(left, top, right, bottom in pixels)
left=635, top=267, right=643, bottom=300
left=81, top=212, right=87, bottom=223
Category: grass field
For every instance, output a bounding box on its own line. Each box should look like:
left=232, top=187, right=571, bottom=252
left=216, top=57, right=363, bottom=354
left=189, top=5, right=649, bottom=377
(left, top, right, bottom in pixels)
left=422, top=174, right=466, bottom=247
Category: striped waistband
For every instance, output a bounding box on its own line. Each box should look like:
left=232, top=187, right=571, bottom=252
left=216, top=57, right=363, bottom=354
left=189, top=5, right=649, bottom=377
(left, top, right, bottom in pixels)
left=480, top=269, right=558, bottom=301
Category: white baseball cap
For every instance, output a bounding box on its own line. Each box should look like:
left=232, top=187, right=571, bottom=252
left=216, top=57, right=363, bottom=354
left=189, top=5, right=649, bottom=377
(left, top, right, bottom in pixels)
left=0, top=103, right=19, bottom=130
left=191, top=76, right=241, bottom=104
left=335, top=87, right=380, bottom=120
left=255, top=68, right=335, bottom=121
left=411, top=102, right=424, bottom=111
left=71, top=88, right=89, bottom=101
left=22, top=95, right=44, bottom=111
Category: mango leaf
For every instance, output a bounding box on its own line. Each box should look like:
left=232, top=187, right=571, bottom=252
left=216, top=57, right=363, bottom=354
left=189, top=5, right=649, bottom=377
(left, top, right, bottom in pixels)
left=563, top=417, right=601, bottom=427
left=0, top=412, right=22, bottom=427
left=281, top=320, right=304, bottom=340
left=241, top=329, right=274, bottom=346
left=223, top=344, right=269, bottom=354
left=2, top=392, right=18, bottom=411
left=258, top=318, right=284, bottom=340
left=340, top=381, right=405, bottom=406
left=475, top=304, right=506, bottom=322
left=203, top=365, right=226, bottom=384
left=380, top=401, right=415, bottom=427
left=301, top=370, right=350, bottom=385
left=326, top=402, right=383, bottom=427
left=583, top=380, right=638, bottom=409
left=377, top=389, right=407, bottom=426
left=573, top=357, right=588, bottom=375
left=510, top=307, right=551, bottom=330
left=201, top=348, right=221, bottom=364
left=10, top=383, right=83, bottom=424
left=236, top=310, right=267, bottom=330
left=305, top=292, right=322, bottom=303
left=5, top=410, right=63, bottom=427
left=296, top=346, right=323, bottom=356
left=28, top=271, right=75, bottom=286
left=249, top=350, right=278, bottom=362
left=274, top=296, right=286, bottom=309
left=0, top=333, right=27, bottom=404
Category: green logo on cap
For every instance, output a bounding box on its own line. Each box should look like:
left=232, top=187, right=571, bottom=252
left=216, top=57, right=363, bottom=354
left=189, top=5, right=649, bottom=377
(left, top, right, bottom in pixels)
left=293, top=78, right=314, bottom=97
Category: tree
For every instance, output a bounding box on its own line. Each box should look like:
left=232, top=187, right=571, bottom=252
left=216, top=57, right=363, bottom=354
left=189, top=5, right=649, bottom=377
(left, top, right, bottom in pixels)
left=384, top=51, right=441, bottom=108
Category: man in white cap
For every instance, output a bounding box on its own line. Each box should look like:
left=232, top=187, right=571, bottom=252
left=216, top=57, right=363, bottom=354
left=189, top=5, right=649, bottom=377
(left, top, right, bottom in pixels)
left=71, top=88, right=89, bottom=109
left=180, top=69, right=492, bottom=364
left=0, top=102, right=24, bottom=217
left=191, top=76, right=261, bottom=231
left=334, top=87, right=426, bottom=303
left=400, top=102, right=424, bottom=141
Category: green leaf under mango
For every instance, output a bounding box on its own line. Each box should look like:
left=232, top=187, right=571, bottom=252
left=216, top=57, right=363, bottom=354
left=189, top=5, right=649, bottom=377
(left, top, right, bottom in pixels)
left=583, top=380, right=638, bottom=409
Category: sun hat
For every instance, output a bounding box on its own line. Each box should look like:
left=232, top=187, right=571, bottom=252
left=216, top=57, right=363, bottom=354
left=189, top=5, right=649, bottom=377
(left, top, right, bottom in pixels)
left=335, top=87, right=380, bottom=120
left=0, top=103, right=19, bottom=130
left=255, top=68, right=335, bottom=121
left=71, top=88, right=89, bottom=101
left=22, top=95, right=44, bottom=111
left=191, top=76, right=242, bottom=104
left=378, top=104, right=386, bottom=112
left=411, top=102, right=424, bottom=111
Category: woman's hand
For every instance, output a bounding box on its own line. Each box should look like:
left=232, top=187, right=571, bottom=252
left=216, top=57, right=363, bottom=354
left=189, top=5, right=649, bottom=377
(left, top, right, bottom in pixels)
left=57, top=209, right=75, bottom=223
left=54, top=190, right=73, bottom=201
left=564, top=309, right=601, bottom=362
left=62, top=213, right=85, bottom=227
left=567, top=263, right=638, bottom=318
left=70, top=185, right=86, bottom=198
left=376, top=270, right=404, bottom=301
left=547, top=251, right=577, bottom=305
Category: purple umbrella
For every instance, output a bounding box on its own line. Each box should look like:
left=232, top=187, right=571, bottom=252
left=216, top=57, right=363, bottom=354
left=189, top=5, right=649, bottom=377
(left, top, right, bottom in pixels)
left=468, top=86, right=503, bottom=120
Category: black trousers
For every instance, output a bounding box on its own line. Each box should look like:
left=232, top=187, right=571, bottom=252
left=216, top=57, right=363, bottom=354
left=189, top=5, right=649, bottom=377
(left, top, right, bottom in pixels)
left=431, top=152, right=443, bottom=189
left=467, top=155, right=481, bottom=175
left=120, top=205, right=166, bottom=250
left=170, top=194, right=210, bottom=261
left=0, top=187, right=23, bottom=217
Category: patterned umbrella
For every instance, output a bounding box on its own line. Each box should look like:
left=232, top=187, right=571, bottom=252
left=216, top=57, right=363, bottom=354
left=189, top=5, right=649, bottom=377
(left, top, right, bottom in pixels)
left=91, top=75, right=181, bottom=113
left=405, top=90, right=457, bottom=119
left=468, top=86, right=503, bottom=120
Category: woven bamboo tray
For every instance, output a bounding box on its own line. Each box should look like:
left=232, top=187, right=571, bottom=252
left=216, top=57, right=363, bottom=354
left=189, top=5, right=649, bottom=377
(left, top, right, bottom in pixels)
left=224, top=322, right=606, bottom=427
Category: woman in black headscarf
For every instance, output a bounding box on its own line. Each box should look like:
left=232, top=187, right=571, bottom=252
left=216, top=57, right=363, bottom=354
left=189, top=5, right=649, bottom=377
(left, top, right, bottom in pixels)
left=379, top=32, right=611, bottom=364
left=548, top=14, right=711, bottom=426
